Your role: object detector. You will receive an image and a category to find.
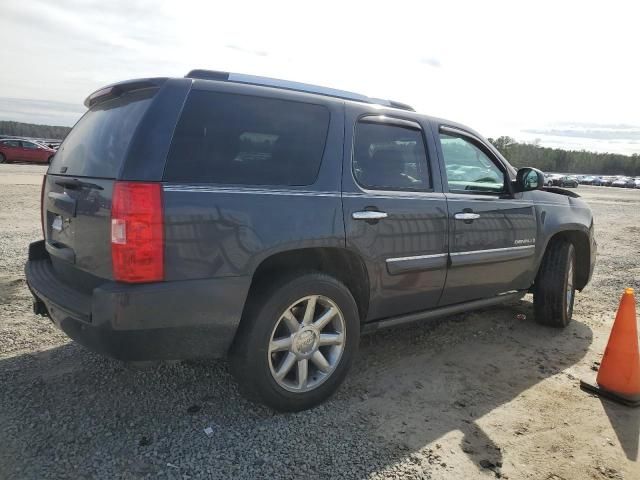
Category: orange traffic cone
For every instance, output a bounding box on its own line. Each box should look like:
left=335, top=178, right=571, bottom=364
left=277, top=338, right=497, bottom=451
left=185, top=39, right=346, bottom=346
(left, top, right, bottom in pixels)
left=580, top=288, right=640, bottom=407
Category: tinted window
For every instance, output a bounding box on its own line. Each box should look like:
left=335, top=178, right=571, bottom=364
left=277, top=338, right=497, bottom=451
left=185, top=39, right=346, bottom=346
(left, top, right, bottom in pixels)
left=353, top=121, right=429, bottom=190
left=164, top=91, right=330, bottom=185
left=50, top=89, right=154, bottom=178
left=2, top=140, right=20, bottom=147
left=439, top=133, right=505, bottom=193
left=21, top=141, right=39, bottom=149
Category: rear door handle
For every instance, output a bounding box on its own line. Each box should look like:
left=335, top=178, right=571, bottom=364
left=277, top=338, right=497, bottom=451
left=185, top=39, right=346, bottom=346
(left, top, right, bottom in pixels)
left=454, top=212, right=480, bottom=221
left=352, top=211, right=388, bottom=220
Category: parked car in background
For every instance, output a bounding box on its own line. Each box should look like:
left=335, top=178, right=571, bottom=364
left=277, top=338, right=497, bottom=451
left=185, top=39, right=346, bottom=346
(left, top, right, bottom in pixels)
left=580, top=176, right=596, bottom=185
left=545, top=174, right=578, bottom=187
left=601, top=176, right=615, bottom=186
left=551, top=175, right=579, bottom=188
left=0, top=138, right=56, bottom=164
left=612, top=177, right=635, bottom=188
left=25, top=70, right=597, bottom=411
left=545, top=173, right=562, bottom=186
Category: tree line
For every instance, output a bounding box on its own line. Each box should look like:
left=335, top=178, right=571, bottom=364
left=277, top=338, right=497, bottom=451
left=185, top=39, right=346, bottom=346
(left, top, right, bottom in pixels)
left=488, top=136, right=640, bottom=176
left=0, top=121, right=71, bottom=140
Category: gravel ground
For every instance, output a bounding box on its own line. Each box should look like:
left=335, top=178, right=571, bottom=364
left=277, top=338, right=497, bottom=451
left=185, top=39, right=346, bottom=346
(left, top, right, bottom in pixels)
left=0, top=163, right=639, bottom=479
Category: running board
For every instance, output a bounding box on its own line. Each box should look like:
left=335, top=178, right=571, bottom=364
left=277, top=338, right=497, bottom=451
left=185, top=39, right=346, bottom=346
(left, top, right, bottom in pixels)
left=361, top=291, right=526, bottom=334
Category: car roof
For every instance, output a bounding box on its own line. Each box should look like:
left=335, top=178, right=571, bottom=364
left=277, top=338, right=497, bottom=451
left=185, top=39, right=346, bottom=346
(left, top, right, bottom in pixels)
left=185, top=69, right=417, bottom=112
left=86, top=70, right=466, bottom=128
left=183, top=70, right=497, bottom=139
left=85, top=71, right=512, bottom=170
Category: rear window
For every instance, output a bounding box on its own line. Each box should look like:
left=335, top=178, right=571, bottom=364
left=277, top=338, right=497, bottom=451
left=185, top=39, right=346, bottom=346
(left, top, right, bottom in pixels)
left=50, top=89, right=154, bottom=178
left=164, top=90, right=330, bottom=185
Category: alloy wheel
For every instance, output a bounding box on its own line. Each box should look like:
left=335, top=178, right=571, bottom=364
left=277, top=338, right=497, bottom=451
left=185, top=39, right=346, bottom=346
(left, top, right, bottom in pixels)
left=268, top=295, right=346, bottom=393
left=566, top=257, right=574, bottom=315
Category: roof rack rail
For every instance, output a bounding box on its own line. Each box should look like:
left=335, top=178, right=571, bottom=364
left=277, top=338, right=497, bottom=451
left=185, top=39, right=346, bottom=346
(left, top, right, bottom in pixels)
left=185, top=69, right=415, bottom=112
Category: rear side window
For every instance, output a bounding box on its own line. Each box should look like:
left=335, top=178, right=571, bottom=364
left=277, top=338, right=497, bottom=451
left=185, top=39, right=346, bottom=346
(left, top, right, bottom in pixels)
left=164, top=91, right=330, bottom=185
left=353, top=121, right=430, bottom=191
left=50, top=89, right=155, bottom=178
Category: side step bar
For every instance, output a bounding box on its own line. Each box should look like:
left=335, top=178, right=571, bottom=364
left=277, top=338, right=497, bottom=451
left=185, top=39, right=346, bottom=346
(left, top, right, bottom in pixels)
left=362, top=291, right=526, bottom=334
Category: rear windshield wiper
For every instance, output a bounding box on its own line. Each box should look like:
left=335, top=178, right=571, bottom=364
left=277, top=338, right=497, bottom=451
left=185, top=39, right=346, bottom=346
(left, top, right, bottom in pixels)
left=54, top=178, right=104, bottom=190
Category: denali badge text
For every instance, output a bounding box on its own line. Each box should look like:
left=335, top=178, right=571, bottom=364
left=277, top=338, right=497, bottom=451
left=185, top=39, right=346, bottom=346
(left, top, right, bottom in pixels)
left=514, top=238, right=535, bottom=245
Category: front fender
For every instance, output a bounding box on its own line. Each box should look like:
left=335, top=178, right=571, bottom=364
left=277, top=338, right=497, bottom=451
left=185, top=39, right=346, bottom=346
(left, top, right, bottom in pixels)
left=531, top=193, right=595, bottom=290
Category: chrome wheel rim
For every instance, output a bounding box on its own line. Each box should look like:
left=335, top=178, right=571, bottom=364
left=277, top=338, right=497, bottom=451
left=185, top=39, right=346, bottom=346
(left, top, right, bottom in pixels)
left=566, top=258, right=574, bottom=314
left=268, top=295, right=346, bottom=393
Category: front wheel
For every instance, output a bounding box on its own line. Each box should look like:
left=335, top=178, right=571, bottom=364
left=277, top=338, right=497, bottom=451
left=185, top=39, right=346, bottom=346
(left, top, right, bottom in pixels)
left=534, top=241, right=576, bottom=327
left=230, top=272, right=359, bottom=412
left=0, top=153, right=5, bottom=163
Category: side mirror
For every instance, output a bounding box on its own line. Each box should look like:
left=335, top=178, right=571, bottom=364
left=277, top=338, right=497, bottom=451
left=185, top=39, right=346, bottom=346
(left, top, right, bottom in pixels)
left=515, top=167, right=544, bottom=192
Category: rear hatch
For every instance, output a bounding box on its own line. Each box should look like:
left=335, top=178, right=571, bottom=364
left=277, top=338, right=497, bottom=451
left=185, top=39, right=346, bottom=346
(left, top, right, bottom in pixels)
left=44, top=88, right=156, bottom=292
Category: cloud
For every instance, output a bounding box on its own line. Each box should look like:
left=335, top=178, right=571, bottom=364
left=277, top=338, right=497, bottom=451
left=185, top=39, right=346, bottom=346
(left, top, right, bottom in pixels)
left=0, top=98, right=84, bottom=126
left=419, top=57, right=442, bottom=68
left=513, top=122, right=640, bottom=155
left=225, top=44, right=269, bottom=57
left=0, top=0, right=638, bottom=155
left=523, top=124, right=640, bottom=141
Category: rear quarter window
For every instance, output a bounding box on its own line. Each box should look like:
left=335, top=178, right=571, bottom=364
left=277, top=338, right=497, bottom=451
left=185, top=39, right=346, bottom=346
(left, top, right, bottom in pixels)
left=164, top=90, right=330, bottom=186
left=50, top=89, right=155, bottom=178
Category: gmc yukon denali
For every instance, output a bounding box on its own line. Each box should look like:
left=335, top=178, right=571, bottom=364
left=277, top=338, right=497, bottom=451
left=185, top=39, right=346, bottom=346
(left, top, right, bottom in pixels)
left=25, top=71, right=597, bottom=411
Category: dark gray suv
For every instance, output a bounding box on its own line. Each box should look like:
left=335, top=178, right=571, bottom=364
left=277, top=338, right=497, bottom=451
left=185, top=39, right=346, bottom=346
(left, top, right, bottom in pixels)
left=25, top=70, right=596, bottom=411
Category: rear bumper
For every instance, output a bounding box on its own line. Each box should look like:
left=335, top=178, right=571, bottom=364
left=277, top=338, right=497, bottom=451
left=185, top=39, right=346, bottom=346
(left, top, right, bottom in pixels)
left=25, top=240, right=250, bottom=361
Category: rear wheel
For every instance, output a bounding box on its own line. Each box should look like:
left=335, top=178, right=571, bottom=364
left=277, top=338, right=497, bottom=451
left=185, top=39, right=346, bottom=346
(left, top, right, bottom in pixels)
left=230, top=272, right=359, bottom=412
left=0, top=153, right=5, bottom=163
left=534, top=241, right=576, bottom=327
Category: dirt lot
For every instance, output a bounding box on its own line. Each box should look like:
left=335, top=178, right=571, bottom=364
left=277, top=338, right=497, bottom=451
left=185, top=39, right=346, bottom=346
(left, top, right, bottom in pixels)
left=1, top=163, right=638, bottom=479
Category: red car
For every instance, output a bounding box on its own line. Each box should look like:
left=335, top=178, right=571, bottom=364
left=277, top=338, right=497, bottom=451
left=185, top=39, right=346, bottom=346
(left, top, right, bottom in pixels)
left=0, top=138, right=56, bottom=164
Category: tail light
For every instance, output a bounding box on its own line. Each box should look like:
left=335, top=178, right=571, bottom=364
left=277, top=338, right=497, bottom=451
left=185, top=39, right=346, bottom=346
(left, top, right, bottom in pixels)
left=111, top=182, right=164, bottom=283
left=40, top=175, right=46, bottom=238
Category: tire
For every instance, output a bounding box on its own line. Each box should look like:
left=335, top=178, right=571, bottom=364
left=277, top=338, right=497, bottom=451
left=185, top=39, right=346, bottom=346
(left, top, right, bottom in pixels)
left=229, top=272, right=360, bottom=412
left=0, top=153, right=5, bottom=163
left=47, top=156, right=54, bottom=164
left=533, top=240, right=576, bottom=328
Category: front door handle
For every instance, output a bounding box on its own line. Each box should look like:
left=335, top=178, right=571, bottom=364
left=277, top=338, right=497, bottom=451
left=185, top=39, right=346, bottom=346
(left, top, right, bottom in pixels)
left=454, top=212, right=480, bottom=221
left=352, top=211, right=388, bottom=220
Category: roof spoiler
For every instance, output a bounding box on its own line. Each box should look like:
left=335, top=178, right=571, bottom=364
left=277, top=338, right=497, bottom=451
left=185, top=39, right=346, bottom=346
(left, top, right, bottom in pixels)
left=84, top=78, right=167, bottom=108
left=185, top=69, right=415, bottom=112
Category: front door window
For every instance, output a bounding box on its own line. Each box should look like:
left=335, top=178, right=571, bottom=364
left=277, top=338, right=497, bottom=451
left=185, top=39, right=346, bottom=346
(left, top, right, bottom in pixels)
left=439, top=133, right=505, bottom=194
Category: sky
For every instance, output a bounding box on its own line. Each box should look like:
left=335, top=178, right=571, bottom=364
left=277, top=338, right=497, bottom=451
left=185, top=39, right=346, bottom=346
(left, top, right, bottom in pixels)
left=1, top=0, right=639, bottom=155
